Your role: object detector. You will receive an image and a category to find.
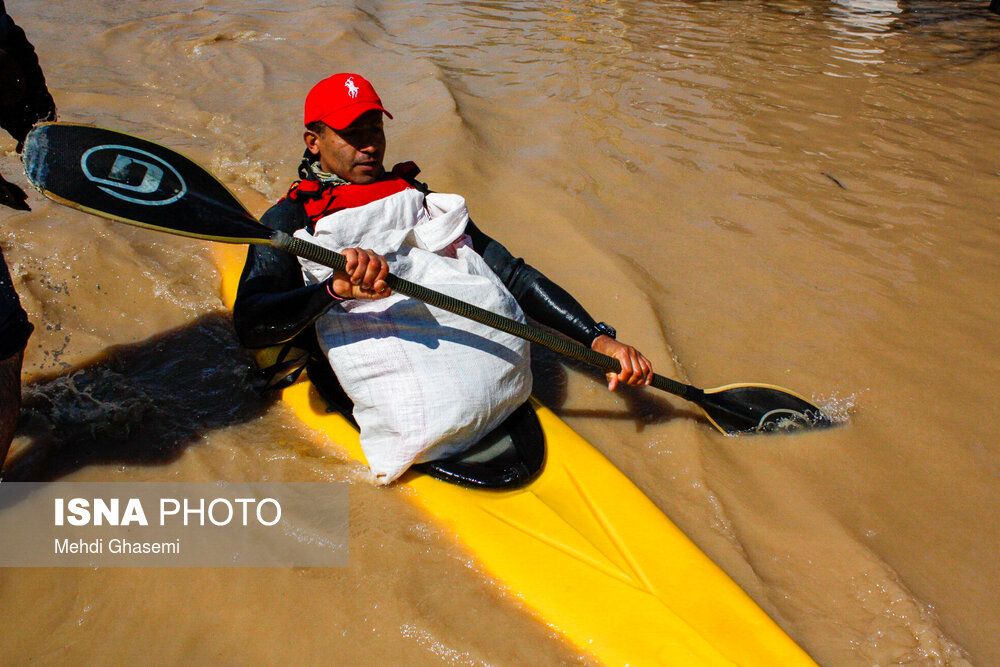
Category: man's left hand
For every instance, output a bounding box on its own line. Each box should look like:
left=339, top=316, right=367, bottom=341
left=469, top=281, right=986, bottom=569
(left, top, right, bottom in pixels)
left=591, top=334, right=654, bottom=391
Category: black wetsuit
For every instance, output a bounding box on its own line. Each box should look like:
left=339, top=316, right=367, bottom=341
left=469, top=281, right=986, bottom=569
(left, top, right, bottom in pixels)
left=233, top=162, right=608, bottom=390
left=0, top=2, right=55, bottom=151
left=1, top=1, right=54, bottom=360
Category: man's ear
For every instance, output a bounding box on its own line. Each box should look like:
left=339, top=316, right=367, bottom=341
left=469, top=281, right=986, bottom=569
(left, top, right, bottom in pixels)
left=303, top=129, right=321, bottom=156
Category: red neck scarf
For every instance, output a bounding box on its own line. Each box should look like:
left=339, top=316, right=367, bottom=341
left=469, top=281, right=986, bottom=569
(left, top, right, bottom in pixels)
left=283, top=161, right=421, bottom=224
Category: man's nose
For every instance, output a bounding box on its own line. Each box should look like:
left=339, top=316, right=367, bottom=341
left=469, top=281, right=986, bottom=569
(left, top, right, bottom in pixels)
left=356, top=131, right=383, bottom=152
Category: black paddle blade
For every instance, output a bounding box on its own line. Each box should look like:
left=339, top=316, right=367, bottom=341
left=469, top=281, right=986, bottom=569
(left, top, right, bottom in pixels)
left=696, top=383, right=834, bottom=435
left=22, top=122, right=270, bottom=244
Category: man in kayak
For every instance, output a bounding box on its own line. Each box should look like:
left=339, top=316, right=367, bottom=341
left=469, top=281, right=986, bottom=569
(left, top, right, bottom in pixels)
left=0, top=0, right=57, bottom=472
left=234, top=73, right=653, bottom=480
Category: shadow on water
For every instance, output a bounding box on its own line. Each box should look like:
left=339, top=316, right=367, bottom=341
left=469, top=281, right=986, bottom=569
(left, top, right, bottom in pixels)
left=889, top=1, right=1000, bottom=66
left=893, top=0, right=1000, bottom=26
left=5, top=313, right=270, bottom=481
left=528, top=340, right=701, bottom=433
left=761, top=0, right=1000, bottom=45
left=5, top=309, right=697, bottom=482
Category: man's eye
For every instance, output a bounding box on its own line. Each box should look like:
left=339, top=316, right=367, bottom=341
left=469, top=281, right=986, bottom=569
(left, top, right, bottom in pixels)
left=342, top=129, right=381, bottom=143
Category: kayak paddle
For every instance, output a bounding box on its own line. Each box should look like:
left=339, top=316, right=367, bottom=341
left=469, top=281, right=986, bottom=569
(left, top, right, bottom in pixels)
left=21, top=122, right=833, bottom=434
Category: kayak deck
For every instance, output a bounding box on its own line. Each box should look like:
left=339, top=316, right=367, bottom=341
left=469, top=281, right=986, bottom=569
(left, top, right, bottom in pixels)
left=216, top=243, right=815, bottom=665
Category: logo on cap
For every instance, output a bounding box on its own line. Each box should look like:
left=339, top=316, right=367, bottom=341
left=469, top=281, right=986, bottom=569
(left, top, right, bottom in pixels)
left=345, top=76, right=359, bottom=99
left=81, top=145, right=186, bottom=206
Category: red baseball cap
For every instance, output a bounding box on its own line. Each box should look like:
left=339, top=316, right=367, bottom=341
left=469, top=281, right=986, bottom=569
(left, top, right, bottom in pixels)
left=303, top=73, right=393, bottom=130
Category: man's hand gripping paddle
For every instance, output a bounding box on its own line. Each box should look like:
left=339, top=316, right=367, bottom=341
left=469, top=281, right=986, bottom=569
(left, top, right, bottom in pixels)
left=22, top=122, right=833, bottom=434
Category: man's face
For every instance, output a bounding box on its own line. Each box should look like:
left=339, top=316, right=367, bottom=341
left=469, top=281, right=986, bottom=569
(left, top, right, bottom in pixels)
left=304, top=110, right=386, bottom=184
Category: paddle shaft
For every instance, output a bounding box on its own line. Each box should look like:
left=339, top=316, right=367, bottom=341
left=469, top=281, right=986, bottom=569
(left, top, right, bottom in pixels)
left=21, top=123, right=831, bottom=434
left=272, top=232, right=696, bottom=400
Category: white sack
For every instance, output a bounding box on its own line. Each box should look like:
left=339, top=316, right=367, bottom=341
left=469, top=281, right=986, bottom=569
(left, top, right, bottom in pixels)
left=295, top=189, right=532, bottom=484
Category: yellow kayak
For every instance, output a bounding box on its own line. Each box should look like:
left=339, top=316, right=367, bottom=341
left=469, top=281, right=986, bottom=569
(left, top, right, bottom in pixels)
left=215, top=242, right=815, bottom=666
left=21, top=121, right=814, bottom=665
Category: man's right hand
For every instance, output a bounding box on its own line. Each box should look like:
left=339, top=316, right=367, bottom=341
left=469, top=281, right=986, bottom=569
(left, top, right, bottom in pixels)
left=0, top=173, right=29, bottom=211
left=328, top=247, right=392, bottom=300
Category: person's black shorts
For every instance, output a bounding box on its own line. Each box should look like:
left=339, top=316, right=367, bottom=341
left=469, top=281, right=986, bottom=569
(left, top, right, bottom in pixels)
left=0, top=244, right=32, bottom=360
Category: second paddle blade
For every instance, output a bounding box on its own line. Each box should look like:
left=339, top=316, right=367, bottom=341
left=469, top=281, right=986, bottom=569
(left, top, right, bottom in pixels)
left=696, top=383, right=834, bottom=435
left=22, top=122, right=270, bottom=244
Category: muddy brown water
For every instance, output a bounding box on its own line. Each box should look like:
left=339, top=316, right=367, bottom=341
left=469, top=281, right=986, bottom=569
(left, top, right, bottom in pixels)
left=2, top=1, right=999, bottom=665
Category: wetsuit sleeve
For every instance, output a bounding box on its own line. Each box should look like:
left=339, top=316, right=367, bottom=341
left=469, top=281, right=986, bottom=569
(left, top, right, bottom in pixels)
left=465, top=220, right=603, bottom=346
left=232, top=199, right=340, bottom=349
left=0, top=5, right=57, bottom=150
